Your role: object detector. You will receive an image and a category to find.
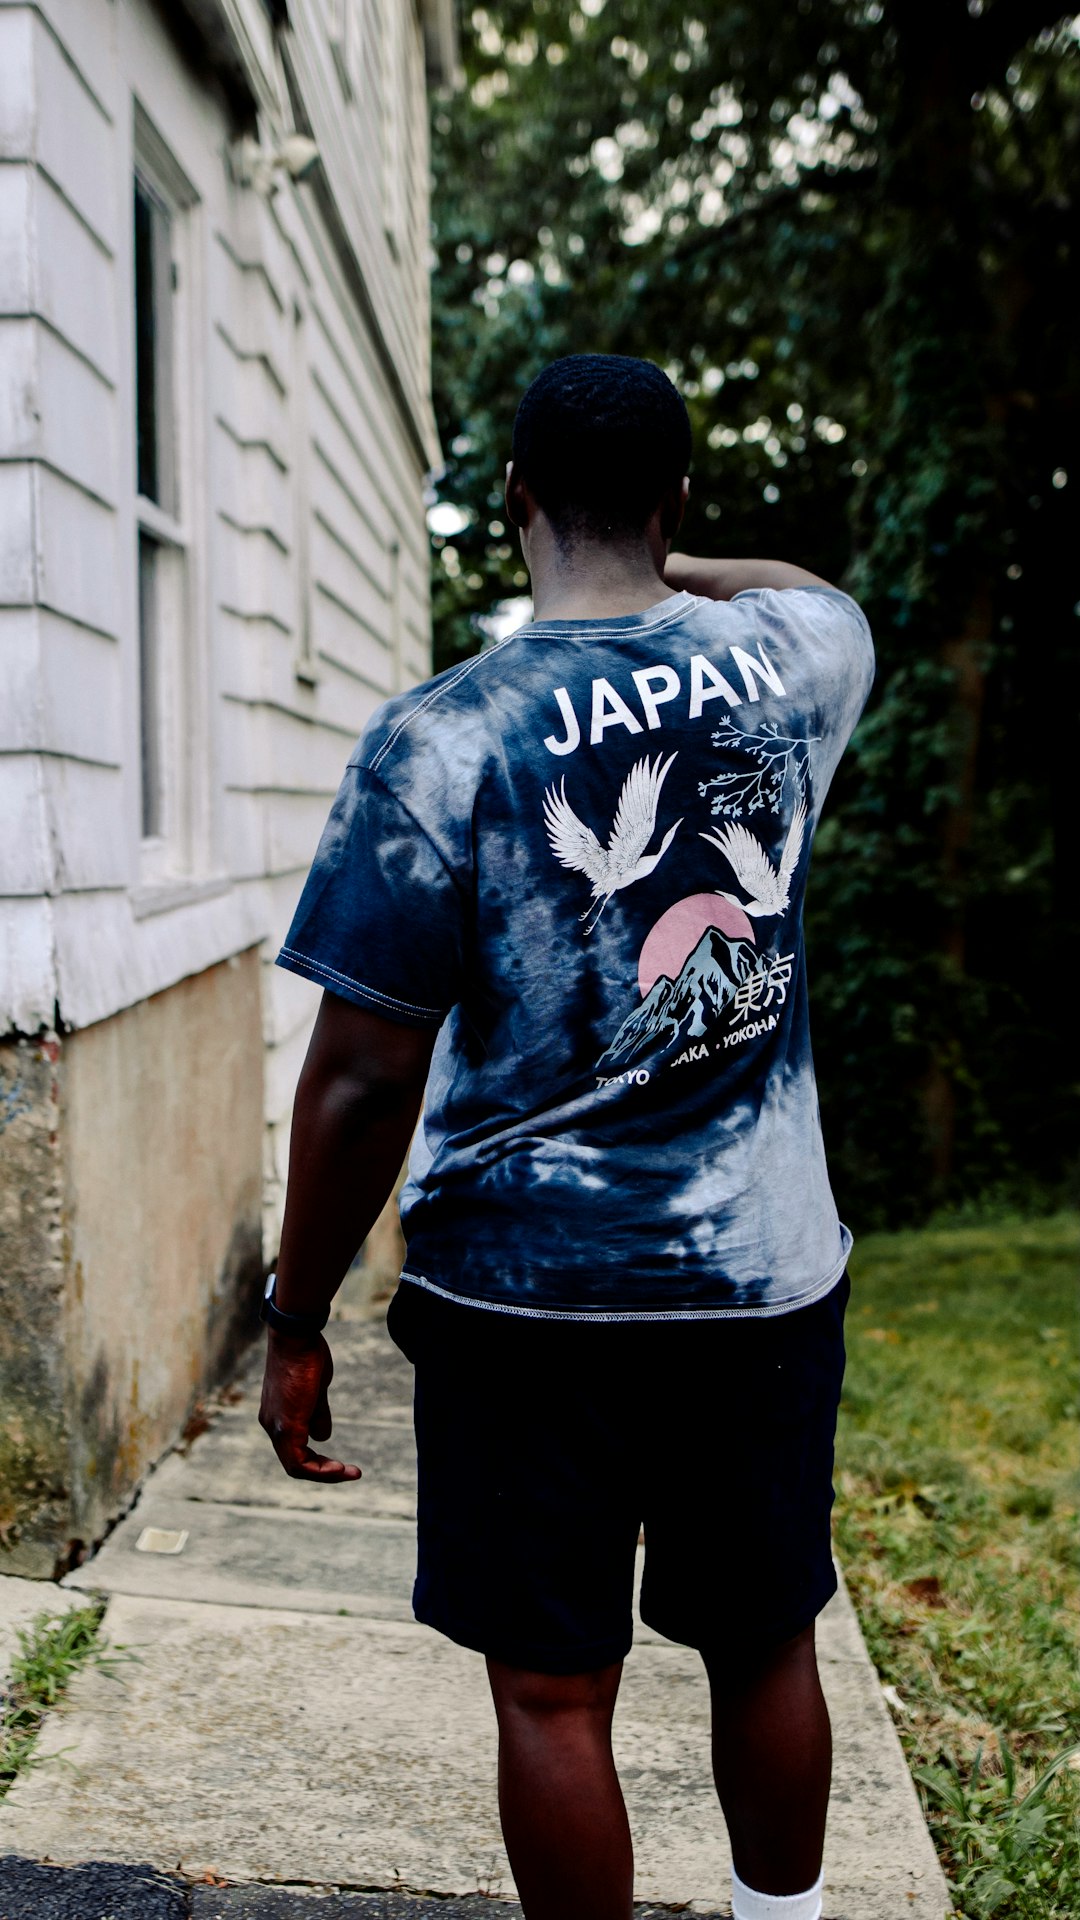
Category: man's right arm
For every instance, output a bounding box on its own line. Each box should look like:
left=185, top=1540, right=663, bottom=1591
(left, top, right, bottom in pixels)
left=664, top=553, right=835, bottom=600
left=258, top=993, right=435, bottom=1483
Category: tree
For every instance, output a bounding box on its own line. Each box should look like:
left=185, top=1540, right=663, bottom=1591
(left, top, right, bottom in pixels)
left=428, top=1, right=1080, bottom=1222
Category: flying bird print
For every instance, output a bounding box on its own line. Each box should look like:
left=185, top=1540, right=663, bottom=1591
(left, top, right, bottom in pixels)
left=700, top=798, right=806, bottom=919
left=544, top=752, right=682, bottom=935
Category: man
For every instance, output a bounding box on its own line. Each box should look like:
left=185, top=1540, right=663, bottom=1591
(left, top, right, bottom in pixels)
left=261, top=355, right=875, bottom=1920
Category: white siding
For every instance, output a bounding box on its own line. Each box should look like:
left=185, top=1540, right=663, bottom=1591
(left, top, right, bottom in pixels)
left=0, top=0, right=443, bottom=1243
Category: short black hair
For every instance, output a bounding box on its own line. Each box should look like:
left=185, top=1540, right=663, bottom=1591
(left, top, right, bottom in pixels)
left=511, top=354, right=691, bottom=545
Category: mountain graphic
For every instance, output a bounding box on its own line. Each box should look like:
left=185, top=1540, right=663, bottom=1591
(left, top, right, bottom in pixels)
left=598, top=925, right=757, bottom=1073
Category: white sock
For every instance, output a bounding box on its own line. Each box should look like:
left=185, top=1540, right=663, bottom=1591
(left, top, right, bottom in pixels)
left=731, top=1864, right=824, bottom=1920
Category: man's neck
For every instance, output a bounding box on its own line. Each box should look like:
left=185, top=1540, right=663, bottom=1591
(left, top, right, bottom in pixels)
left=527, top=537, right=678, bottom=623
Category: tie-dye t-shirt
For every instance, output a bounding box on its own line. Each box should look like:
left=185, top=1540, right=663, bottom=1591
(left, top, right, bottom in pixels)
left=277, top=585, right=874, bottom=1320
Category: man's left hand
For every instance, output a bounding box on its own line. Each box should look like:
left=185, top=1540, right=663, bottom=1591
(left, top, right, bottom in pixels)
left=259, top=1331, right=362, bottom=1481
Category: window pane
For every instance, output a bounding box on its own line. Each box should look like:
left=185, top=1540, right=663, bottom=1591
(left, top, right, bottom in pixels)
left=134, top=180, right=158, bottom=501
left=138, top=531, right=162, bottom=839
left=133, top=175, right=176, bottom=514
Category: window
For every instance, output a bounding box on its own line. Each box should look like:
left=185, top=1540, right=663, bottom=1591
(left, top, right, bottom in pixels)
left=134, top=174, right=176, bottom=521
left=329, top=1, right=407, bottom=259
left=388, top=532, right=403, bottom=693
left=131, top=111, right=204, bottom=880
left=136, top=527, right=163, bottom=837
left=289, top=297, right=316, bottom=685
left=329, top=0, right=361, bottom=100
left=378, top=0, right=408, bottom=257
left=133, top=169, right=178, bottom=841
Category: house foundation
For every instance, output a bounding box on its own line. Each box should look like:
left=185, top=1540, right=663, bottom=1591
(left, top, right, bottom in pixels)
left=0, top=952, right=263, bottom=1576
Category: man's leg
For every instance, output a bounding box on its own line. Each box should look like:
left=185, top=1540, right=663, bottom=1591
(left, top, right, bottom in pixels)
left=703, top=1623, right=831, bottom=1899
left=486, top=1658, right=633, bottom=1920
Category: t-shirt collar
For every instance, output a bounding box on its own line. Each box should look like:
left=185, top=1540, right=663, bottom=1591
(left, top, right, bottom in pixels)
left=518, top=589, right=698, bottom=638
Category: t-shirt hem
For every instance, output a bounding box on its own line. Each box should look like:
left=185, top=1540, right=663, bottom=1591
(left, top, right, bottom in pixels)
left=275, top=946, right=446, bottom=1027
left=398, top=1241, right=851, bottom=1322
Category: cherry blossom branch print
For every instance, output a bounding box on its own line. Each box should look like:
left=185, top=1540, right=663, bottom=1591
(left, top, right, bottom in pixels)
left=698, top=718, right=817, bottom=819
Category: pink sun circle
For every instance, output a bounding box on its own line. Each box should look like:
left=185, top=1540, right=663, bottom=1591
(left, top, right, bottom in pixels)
left=638, top=894, right=755, bottom=997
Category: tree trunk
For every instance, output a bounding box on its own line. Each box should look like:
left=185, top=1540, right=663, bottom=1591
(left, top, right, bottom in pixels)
left=923, top=586, right=992, bottom=1187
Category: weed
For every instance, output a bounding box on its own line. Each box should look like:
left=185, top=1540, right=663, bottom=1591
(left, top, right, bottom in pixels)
left=915, top=1741, right=1080, bottom=1917
left=0, top=1601, right=128, bottom=1796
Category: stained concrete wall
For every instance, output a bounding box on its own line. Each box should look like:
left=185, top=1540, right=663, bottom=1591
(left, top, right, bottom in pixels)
left=0, top=1033, right=70, bottom=1568
left=0, top=951, right=264, bottom=1576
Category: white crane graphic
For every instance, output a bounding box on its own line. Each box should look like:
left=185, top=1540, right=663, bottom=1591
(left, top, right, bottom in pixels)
left=700, top=798, right=806, bottom=919
left=543, top=752, right=682, bottom=935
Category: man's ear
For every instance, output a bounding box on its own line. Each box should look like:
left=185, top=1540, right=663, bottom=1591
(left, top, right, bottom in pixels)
left=504, top=459, right=529, bottom=529
left=659, top=475, right=690, bottom=545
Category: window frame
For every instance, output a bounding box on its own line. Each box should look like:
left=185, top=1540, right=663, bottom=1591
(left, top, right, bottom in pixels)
left=129, top=102, right=211, bottom=891
left=329, top=0, right=361, bottom=101
left=289, top=293, right=317, bottom=688
left=379, top=0, right=408, bottom=259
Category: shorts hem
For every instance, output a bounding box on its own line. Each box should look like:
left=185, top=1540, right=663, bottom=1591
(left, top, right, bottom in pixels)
left=413, top=1603, right=633, bottom=1675
left=640, top=1563, right=839, bottom=1654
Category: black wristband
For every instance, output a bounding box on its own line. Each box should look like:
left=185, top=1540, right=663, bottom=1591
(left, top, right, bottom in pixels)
left=260, top=1271, right=330, bottom=1339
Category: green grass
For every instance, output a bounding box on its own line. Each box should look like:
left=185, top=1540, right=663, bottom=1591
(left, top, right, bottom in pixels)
left=0, top=1601, right=122, bottom=1796
left=835, top=1213, right=1080, bottom=1918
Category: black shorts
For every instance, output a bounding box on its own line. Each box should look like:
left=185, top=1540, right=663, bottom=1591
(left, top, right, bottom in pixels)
left=387, top=1272, right=849, bottom=1676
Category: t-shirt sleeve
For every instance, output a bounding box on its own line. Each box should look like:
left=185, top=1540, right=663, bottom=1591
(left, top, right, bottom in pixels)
left=275, top=763, right=464, bottom=1027
left=731, top=584, right=875, bottom=795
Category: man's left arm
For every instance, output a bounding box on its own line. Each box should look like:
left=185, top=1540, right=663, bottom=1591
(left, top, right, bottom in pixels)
left=259, top=991, right=436, bottom=1482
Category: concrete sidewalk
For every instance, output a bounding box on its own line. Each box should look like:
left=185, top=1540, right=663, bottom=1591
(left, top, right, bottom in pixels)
left=0, top=1299, right=950, bottom=1918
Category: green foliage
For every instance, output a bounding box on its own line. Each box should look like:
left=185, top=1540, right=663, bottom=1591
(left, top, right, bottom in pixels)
left=0, top=1602, right=125, bottom=1795
left=429, top=2, right=1080, bottom=1221
left=916, top=1742, right=1080, bottom=1917
left=836, top=1215, right=1080, bottom=1917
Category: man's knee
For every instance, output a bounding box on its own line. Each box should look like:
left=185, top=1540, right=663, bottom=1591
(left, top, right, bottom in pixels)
left=486, top=1657, right=623, bottom=1722
left=701, top=1621, right=818, bottom=1695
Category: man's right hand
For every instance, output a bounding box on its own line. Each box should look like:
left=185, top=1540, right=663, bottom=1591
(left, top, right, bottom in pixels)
left=259, top=1329, right=362, bottom=1482
left=257, top=993, right=435, bottom=1484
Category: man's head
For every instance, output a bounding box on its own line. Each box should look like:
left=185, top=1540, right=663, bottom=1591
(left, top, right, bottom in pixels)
left=506, top=355, right=691, bottom=560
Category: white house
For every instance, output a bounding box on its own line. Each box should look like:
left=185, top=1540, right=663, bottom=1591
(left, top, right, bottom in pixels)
left=0, top=0, right=457, bottom=1575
